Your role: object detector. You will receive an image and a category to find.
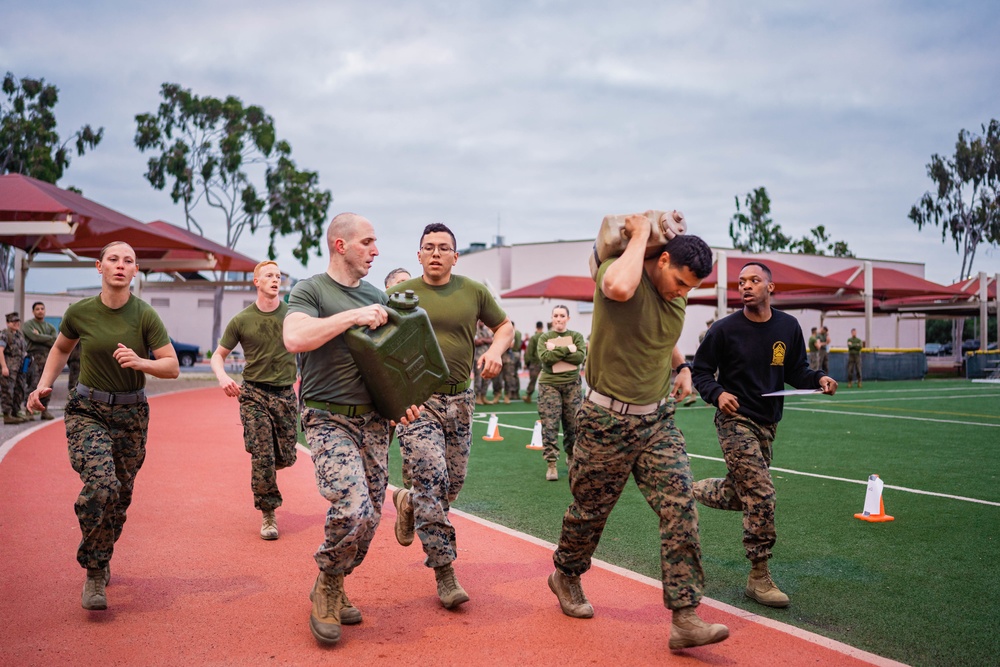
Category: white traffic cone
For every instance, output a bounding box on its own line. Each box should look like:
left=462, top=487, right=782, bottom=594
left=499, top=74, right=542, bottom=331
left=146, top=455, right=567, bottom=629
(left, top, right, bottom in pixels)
left=526, top=420, right=543, bottom=450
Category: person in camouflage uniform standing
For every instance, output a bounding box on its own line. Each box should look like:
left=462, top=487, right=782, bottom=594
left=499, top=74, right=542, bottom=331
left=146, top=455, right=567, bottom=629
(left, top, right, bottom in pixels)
left=692, top=262, right=836, bottom=609
left=536, top=305, right=586, bottom=481
left=210, top=260, right=298, bottom=541
left=846, top=328, right=863, bottom=388
left=523, top=321, right=544, bottom=402
left=284, top=213, right=419, bottom=646
left=23, top=302, right=58, bottom=420
left=473, top=321, right=496, bottom=404
left=548, top=217, right=729, bottom=651
left=1, top=312, right=29, bottom=424
left=392, top=223, right=513, bottom=610
left=27, top=241, right=180, bottom=612
left=501, top=321, right=522, bottom=402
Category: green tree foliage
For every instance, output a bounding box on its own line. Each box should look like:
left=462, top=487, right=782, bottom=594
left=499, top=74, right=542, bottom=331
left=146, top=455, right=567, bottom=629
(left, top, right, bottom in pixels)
left=788, top=225, right=854, bottom=257
left=134, top=83, right=332, bottom=345
left=909, top=119, right=1000, bottom=280
left=729, top=187, right=853, bottom=257
left=1, top=72, right=104, bottom=289
left=729, top=187, right=789, bottom=252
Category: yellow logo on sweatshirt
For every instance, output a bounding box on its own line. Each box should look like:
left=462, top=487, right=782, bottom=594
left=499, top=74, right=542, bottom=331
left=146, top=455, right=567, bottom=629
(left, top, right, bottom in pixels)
left=771, top=341, right=786, bottom=366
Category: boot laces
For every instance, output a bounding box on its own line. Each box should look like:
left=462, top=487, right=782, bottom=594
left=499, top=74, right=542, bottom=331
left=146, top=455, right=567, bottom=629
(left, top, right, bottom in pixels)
left=566, top=576, right=587, bottom=605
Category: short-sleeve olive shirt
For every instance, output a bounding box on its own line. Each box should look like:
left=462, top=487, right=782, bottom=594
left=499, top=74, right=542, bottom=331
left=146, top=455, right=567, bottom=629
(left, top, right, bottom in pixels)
left=287, top=272, right=388, bottom=405
left=219, top=302, right=297, bottom=386
left=392, top=274, right=507, bottom=384
left=60, top=295, right=171, bottom=393
left=585, top=258, right=686, bottom=404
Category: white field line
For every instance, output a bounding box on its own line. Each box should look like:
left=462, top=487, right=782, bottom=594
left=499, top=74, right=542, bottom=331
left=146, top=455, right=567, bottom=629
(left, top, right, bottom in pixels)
left=803, top=392, right=1000, bottom=404
left=436, top=497, right=909, bottom=667
left=473, top=415, right=1000, bottom=507
left=784, top=405, right=1000, bottom=429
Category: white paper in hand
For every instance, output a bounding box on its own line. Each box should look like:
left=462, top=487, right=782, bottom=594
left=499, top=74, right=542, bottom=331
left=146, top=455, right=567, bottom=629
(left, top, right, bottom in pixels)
left=761, top=389, right=823, bottom=397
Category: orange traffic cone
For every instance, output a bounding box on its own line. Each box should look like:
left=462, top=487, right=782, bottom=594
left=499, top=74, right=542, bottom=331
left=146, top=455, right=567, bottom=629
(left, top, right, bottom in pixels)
left=526, top=420, right=543, bottom=450
left=854, top=474, right=894, bottom=522
left=483, top=413, right=504, bottom=441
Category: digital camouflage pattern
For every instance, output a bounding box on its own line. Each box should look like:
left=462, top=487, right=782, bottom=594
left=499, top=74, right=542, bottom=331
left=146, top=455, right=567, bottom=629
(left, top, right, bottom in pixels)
left=692, top=411, right=778, bottom=562
left=537, top=379, right=582, bottom=463
left=64, top=391, right=150, bottom=570
left=502, top=347, right=521, bottom=398
left=304, top=407, right=390, bottom=575
left=1, top=328, right=28, bottom=416
left=238, top=383, right=298, bottom=511
left=396, top=389, right=474, bottom=568
left=28, top=350, right=51, bottom=408
left=553, top=400, right=706, bottom=610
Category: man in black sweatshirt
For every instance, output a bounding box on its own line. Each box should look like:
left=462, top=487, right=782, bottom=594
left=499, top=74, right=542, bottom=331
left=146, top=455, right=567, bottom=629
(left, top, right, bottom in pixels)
left=691, top=261, right=837, bottom=609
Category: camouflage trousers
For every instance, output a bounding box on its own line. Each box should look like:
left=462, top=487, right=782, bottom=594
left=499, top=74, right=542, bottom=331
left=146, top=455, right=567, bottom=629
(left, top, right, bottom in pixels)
left=524, top=362, right=541, bottom=399
left=693, top=411, right=778, bottom=563
left=1, top=365, right=26, bottom=415
left=397, top=388, right=475, bottom=568
left=474, top=347, right=502, bottom=398
left=538, top=378, right=582, bottom=463
left=64, top=391, right=150, bottom=570
left=28, top=350, right=51, bottom=408
left=502, top=349, right=521, bottom=398
left=847, top=354, right=862, bottom=384
left=553, top=399, right=705, bottom=610
left=238, top=383, right=298, bottom=512
left=304, top=407, right=390, bottom=576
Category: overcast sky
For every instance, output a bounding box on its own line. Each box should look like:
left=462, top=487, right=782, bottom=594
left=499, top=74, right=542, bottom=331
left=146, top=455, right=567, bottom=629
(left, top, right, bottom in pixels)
left=4, top=0, right=1000, bottom=291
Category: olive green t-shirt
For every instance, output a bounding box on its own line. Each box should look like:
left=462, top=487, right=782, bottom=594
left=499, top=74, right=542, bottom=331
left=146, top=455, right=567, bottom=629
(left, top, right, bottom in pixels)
left=60, top=295, right=171, bottom=393
left=538, top=329, right=587, bottom=385
left=392, top=274, right=507, bottom=384
left=287, top=272, right=388, bottom=405
left=585, top=258, right=686, bottom=404
left=219, top=302, right=297, bottom=386
left=525, top=331, right=543, bottom=365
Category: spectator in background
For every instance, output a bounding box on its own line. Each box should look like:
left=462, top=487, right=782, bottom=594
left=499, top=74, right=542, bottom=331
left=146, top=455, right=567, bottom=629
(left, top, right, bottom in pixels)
left=502, top=320, right=522, bottom=402
left=23, top=302, right=58, bottom=420
left=846, top=328, right=864, bottom=388
left=818, top=326, right=830, bottom=374
left=536, top=305, right=586, bottom=481
left=384, top=267, right=411, bottom=291
left=807, top=327, right=819, bottom=370
left=1, top=312, right=29, bottom=424
left=523, top=321, right=544, bottom=403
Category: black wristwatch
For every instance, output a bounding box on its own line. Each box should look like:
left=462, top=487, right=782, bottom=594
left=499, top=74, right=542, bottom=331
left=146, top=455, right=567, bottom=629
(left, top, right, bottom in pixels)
left=674, top=362, right=693, bottom=374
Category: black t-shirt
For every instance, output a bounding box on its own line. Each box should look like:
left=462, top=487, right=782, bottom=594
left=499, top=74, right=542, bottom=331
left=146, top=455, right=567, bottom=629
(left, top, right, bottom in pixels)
left=692, top=309, right=825, bottom=425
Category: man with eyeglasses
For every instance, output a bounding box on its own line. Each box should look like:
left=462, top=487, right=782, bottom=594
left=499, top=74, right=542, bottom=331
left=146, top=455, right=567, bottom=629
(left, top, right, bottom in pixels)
left=391, top=223, right=513, bottom=609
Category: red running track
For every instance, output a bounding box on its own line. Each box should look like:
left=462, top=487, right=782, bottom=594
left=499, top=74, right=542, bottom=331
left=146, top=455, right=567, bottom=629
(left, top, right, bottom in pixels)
left=0, top=388, right=906, bottom=666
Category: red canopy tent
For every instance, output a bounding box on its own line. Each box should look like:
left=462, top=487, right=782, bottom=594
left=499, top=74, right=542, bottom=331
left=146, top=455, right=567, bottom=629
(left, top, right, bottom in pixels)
left=0, top=173, right=202, bottom=259
left=825, top=266, right=964, bottom=300
left=147, top=221, right=260, bottom=273
left=501, top=275, right=597, bottom=302
left=697, top=257, right=848, bottom=292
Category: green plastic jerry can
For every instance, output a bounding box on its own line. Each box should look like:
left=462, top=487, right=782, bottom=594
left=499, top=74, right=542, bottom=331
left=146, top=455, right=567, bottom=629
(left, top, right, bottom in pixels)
left=344, top=290, right=450, bottom=420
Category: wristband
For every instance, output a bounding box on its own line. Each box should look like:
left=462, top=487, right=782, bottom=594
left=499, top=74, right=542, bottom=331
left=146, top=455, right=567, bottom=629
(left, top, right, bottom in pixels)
left=674, top=362, right=693, bottom=374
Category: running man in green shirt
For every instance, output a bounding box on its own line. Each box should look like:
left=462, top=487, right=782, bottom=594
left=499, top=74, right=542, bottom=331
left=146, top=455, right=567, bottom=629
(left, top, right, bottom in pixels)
left=392, top=222, right=513, bottom=609
left=547, top=215, right=729, bottom=651
left=211, top=260, right=298, bottom=541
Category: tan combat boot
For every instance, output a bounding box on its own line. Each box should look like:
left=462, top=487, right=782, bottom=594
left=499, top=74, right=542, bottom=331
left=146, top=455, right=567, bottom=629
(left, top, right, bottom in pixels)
left=82, top=568, right=107, bottom=610
left=547, top=570, right=593, bottom=618
left=340, top=586, right=362, bottom=625
left=260, top=510, right=278, bottom=540
left=475, top=394, right=485, bottom=405
left=392, top=488, right=415, bottom=547
left=669, top=606, right=729, bottom=649
left=41, top=409, right=55, bottom=420
left=546, top=462, right=558, bottom=481
left=746, top=560, right=790, bottom=608
left=309, top=571, right=344, bottom=644
left=503, top=394, right=510, bottom=404
left=434, top=563, right=470, bottom=609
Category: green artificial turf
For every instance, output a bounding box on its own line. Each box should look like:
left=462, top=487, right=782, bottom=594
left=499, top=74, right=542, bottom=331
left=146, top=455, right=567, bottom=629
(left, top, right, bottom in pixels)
left=380, top=380, right=1000, bottom=667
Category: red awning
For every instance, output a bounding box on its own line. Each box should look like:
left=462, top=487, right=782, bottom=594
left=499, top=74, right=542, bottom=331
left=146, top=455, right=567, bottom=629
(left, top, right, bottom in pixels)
left=699, top=257, right=847, bottom=292
left=148, top=221, right=261, bottom=273
left=825, top=266, right=965, bottom=299
left=0, top=173, right=200, bottom=259
left=501, top=275, right=597, bottom=302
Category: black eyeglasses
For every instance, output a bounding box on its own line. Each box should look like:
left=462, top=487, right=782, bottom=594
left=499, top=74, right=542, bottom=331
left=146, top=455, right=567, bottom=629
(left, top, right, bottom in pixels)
left=420, top=244, right=455, bottom=254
